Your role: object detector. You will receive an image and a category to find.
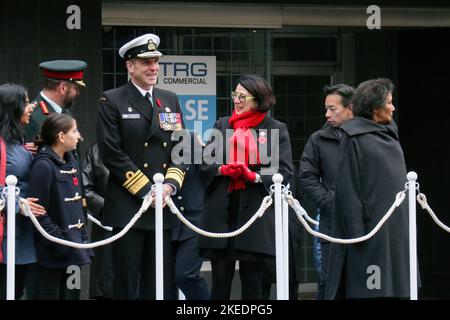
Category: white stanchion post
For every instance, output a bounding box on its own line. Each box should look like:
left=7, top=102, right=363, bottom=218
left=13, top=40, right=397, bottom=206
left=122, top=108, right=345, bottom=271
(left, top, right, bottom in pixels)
left=282, top=186, right=289, bottom=300
left=153, top=173, right=165, bottom=300
left=407, top=171, right=418, bottom=300
left=6, top=175, right=17, bottom=300
left=272, top=173, right=286, bottom=300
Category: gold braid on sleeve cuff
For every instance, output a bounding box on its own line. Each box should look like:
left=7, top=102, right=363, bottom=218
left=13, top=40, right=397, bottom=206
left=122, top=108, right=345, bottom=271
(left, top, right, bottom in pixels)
left=165, top=167, right=185, bottom=188
left=123, top=170, right=150, bottom=195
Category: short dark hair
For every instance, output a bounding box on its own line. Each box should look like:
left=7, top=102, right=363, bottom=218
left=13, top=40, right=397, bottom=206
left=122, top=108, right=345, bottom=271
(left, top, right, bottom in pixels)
left=238, top=75, right=276, bottom=112
left=0, top=83, right=28, bottom=143
left=323, top=83, right=355, bottom=107
left=37, top=113, right=75, bottom=147
left=42, top=77, right=63, bottom=90
left=352, top=78, right=394, bottom=119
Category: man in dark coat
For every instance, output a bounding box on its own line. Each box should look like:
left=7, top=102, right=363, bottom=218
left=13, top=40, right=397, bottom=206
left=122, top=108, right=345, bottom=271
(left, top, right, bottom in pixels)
left=325, top=78, right=409, bottom=299
left=96, top=33, right=188, bottom=299
left=297, top=84, right=354, bottom=299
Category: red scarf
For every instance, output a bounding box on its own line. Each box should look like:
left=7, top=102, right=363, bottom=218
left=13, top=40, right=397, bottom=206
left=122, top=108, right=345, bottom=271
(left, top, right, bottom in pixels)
left=227, top=110, right=266, bottom=191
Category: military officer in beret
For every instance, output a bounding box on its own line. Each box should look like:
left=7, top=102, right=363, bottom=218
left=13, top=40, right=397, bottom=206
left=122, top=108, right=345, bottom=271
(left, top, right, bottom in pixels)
left=96, top=33, right=188, bottom=299
left=25, top=60, right=87, bottom=143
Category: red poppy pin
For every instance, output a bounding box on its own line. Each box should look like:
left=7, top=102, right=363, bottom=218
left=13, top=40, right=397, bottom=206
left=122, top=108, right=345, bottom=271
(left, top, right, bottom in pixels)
left=156, top=98, right=162, bottom=108
left=72, top=177, right=79, bottom=186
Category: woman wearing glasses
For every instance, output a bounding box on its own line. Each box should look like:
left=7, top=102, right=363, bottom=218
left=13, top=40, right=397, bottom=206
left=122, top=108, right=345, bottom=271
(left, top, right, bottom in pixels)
left=198, top=75, right=294, bottom=299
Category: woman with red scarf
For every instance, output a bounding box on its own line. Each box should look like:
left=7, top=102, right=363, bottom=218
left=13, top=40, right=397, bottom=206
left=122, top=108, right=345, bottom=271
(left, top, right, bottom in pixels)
left=198, top=75, right=294, bottom=299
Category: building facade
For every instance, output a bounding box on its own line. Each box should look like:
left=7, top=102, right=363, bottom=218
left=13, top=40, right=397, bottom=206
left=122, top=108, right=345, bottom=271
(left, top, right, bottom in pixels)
left=1, top=0, right=450, bottom=298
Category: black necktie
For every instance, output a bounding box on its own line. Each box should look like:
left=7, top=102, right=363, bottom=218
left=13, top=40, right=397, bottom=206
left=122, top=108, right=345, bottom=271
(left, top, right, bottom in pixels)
left=145, top=92, right=153, bottom=107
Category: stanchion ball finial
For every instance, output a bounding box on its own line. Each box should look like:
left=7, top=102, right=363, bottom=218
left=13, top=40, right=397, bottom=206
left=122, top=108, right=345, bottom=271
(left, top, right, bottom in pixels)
left=407, top=171, right=418, bottom=181
left=5, top=175, right=18, bottom=186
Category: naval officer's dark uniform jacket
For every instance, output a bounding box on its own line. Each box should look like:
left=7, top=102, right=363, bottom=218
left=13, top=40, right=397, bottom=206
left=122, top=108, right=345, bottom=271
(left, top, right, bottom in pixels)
left=97, top=81, right=188, bottom=230
left=97, top=81, right=188, bottom=299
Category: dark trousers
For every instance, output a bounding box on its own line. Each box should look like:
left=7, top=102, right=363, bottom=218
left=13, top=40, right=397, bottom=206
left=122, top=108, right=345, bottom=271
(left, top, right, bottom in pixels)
left=210, top=258, right=265, bottom=300
left=0, top=263, right=28, bottom=299
left=89, top=228, right=113, bottom=299
left=316, top=242, right=329, bottom=300
left=173, top=236, right=209, bottom=300
left=112, top=228, right=176, bottom=300
left=34, top=265, right=81, bottom=300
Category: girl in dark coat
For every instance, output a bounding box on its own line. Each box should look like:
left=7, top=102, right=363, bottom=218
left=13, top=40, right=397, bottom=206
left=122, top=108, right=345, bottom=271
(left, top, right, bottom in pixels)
left=198, top=75, right=294, bottom=300
left=28, top=113, right=92, bottom=299
left=325, top=78, right=410, bottom=299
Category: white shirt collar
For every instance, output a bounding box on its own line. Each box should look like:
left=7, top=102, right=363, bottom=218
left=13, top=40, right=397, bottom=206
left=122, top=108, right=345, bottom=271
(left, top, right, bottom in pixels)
left=40, top=91, right=62, bottom=114
left=131, top=80, right=153, bottom=98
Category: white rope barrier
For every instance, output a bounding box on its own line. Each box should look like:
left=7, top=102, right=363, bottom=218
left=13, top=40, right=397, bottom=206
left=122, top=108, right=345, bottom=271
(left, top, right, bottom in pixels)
left=417, top=193, right=450, bottom=233
left=284, top=191, right=407, bottom=244
left=19, top=193, right=154, bottom=249
left=166, top=195, right=273, bottom=238
left=6, top=169, right=450, bottom=303
left=87, top=213, right=113, bottom=231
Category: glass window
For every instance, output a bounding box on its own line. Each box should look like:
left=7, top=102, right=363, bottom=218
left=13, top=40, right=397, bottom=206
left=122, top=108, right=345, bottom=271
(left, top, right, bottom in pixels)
left=274, top=37, right=337, bottom=62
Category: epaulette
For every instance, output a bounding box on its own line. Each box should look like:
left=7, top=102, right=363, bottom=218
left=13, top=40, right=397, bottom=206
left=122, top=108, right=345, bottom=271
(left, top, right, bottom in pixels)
left=39, top=101, right=49, bottom=115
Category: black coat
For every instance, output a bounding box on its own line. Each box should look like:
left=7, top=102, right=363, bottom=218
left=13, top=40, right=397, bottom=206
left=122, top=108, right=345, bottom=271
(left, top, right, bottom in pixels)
left=82, top=143, right=109, bottom=219
left=297, top=122, right=342, bottom=239
left=172, top=134, right=205, bottom=241
left=28, top=146, right=92, bottom=268
left=197, top=116, right=294, bottom=256
left=325, top=117, right=410, bottom=299
left=96, top=82, right=188, bottom=230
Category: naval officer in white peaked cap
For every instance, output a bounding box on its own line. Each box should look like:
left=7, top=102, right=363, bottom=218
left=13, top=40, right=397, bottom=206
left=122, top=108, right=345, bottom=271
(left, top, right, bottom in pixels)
left=119, top=33, right=163, bottom=59
left=96, top=32, right=188, bottom=299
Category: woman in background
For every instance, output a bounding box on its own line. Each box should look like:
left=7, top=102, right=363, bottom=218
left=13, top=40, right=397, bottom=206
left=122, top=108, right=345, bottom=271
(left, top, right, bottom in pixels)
left=0, top=83, right=46, bottom=299
left=325, top=78, right=409, bottom=299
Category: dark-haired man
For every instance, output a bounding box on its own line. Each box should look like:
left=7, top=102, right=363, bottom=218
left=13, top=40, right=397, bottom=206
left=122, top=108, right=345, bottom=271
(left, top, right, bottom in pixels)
left=297, top=83, right=354, bottom=300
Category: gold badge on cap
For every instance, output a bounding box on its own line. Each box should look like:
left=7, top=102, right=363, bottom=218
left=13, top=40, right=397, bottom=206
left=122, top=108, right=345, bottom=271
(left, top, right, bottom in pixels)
left=148, top=39, right=156, bottom=51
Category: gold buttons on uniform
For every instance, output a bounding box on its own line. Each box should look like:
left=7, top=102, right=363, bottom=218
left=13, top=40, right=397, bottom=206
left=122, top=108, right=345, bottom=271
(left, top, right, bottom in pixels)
left=163, top=142, right=167, bottom=147
left=143, top=163, right=149, bottom=168
left=144, top=142, right=149, bottom=147
left=163, top=163, right=167, bottom=169
left=180, top=206, right=184, bottom=211
left=177, top=196, right=182, bottom=200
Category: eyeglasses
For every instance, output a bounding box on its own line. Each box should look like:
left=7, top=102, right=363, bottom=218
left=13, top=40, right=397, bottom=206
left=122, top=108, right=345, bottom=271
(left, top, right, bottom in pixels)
left=231, top=91, right=255, bottom=103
